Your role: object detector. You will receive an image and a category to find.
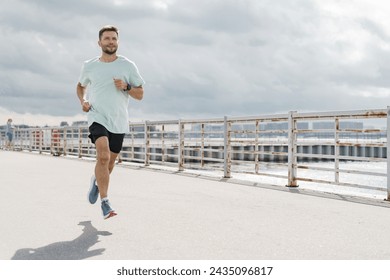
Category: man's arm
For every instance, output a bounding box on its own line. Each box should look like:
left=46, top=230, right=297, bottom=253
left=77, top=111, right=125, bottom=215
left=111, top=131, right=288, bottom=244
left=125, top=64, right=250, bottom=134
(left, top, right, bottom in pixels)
left=113, top=79, right=144, bottom=100
left=77, top=82, right=91, bottom=112
left=128, top=86, right=144, bottom=101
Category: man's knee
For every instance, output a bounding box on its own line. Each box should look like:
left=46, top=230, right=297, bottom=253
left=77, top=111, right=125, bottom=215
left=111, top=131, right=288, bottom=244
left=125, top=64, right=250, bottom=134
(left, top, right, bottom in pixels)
left=97, top=151, right=110, bottom=165
left=95, top=136, right=110, bottom=164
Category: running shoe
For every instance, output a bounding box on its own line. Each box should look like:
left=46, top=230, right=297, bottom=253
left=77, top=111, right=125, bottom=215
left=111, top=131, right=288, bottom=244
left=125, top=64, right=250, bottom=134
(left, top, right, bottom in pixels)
left=88, top=175, right=99, bottom=204
left=101, top=199, right=117, bottom=219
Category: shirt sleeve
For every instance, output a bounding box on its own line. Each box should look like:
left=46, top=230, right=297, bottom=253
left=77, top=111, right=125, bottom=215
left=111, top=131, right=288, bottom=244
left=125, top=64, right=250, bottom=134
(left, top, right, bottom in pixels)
left=78, top=62, right=90, bottom=87
left=128, top=62, right=145, bottom=87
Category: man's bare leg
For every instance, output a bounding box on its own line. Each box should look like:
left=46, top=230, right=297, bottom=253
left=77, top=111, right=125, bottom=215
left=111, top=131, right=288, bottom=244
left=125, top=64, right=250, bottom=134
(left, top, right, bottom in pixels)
left=108, top=151, right=119, bottom=174
left=94, top=136, right=111, bottom=199
left=94, top=136, right=120, bottom=198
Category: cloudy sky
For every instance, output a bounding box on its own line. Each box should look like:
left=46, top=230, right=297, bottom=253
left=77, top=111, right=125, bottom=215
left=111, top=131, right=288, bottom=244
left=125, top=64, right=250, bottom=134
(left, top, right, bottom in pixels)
left=1, top=0, right=390, bottom=126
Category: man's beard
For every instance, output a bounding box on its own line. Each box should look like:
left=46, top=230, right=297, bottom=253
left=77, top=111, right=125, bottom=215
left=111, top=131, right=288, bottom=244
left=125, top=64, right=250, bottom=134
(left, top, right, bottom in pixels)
left=102, top=46, right=117, bottom=55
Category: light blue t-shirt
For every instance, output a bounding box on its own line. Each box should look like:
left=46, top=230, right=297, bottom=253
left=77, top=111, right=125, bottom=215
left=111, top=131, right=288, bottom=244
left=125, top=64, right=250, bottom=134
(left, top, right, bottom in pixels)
left=78, top=55, right=145, bottom=133
left=6, top=122, right=13, bottom=134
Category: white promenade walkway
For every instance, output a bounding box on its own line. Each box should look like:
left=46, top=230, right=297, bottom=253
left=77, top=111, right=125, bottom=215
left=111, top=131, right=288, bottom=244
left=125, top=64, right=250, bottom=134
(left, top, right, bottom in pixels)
left=1, top=150, right=390, bottom=260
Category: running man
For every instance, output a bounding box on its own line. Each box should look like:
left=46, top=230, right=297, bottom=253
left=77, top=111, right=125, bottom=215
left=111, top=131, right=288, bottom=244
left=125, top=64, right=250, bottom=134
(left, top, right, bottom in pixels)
left=77, top=25, right=145, bottom=219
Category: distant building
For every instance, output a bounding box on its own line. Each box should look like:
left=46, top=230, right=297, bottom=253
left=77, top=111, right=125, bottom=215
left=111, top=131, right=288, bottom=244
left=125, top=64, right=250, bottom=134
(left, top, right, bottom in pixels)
left=312, top=121, right=363, bottom=130
left=71, top=120, right=88, bottom=127
left=260, top=122, right=309, bottom=130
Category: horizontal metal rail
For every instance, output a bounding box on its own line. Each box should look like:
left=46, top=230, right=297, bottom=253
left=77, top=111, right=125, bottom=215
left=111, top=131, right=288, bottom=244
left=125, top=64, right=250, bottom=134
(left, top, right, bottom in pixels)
left=1, top=107, right=389, bottom=200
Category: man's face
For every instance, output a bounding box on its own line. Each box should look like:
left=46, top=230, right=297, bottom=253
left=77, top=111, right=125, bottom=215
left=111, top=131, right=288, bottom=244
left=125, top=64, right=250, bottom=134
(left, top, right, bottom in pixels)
left=98, top=31, right=118, bottom=55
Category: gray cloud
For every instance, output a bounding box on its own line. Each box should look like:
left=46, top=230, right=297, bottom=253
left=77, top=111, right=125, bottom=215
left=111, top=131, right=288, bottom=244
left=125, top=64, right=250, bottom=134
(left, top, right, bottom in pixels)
left=1, top=0, right=390, bottom=125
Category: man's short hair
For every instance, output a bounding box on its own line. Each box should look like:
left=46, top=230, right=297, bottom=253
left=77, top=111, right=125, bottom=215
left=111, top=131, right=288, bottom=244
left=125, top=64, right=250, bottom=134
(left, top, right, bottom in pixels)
left=99, top=25, right=119, bottom=40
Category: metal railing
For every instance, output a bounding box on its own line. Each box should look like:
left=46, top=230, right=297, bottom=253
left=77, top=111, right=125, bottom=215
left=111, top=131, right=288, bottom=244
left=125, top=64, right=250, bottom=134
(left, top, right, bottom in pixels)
left=2, top=108, right=389, bottom=199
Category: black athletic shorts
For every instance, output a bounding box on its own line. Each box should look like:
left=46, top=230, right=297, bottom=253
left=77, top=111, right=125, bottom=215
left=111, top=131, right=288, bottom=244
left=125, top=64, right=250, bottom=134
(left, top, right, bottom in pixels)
left=88, top=122, right=125, bottom=154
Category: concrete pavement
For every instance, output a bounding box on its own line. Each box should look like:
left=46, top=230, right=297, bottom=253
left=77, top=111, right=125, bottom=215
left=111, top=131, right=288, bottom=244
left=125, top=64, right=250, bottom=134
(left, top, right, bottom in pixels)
left=2, top=150, right=390, bottom=260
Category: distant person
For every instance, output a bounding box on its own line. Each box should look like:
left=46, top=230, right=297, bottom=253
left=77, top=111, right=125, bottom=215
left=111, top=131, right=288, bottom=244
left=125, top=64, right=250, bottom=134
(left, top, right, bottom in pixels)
left=76, top=25, right=145, bottom=219
left=5, top=118, right=14, bottom=150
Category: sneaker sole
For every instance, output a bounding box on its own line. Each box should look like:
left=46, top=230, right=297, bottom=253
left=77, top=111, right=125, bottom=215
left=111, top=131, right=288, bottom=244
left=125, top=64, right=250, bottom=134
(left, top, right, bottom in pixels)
left=104, top=211, right=117, bottom=219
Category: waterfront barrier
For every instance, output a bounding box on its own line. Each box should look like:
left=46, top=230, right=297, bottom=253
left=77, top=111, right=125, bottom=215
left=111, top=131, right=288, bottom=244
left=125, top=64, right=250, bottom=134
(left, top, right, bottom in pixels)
left=1, top=108, right=389, bottom=199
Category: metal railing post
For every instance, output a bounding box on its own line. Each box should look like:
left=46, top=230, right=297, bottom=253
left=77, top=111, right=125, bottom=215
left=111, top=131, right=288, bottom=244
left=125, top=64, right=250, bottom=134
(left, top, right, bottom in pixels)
left=178, top=120, right=184, bottom=171
left=161, top=124, right=165, bottom=163
left=334, top=118, right=340, bottom=184
left=287, top=111, right=298, bottom=187
left=224, top=116, right=231, bottom=178
left=78, top=128, right=82, bottom=158
left=50, top=128, right=54, bottom=155
left=39, top=129, right=42, bottom=154
left=255, top=119, right=259, bottom=174
left=14, top=127, right=18, bottom=151
left=63, top=128, right=67, bottom=156
left=201, top=123, right=205, bottom=167
left=29, top=128, right=33, bottom=152
left=144, top=121, right=150, bottom=166
left=387, top=106, right=390, bottom=200
left=130, top=126, right=135, bottom=160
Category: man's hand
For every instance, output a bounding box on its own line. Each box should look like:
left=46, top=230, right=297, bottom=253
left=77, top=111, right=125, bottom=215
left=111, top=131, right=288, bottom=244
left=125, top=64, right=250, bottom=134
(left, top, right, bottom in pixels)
left=113, top=78, right=126, bottom=91
left=81, top=100, right=92, bottom=112
left=77, top=83, right=91, bottom=112
left=113, top=78, right=144, bottom=100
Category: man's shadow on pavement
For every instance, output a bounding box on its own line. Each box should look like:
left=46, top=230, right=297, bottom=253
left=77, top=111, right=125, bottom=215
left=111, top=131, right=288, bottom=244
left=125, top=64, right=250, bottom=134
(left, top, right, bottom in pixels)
left=11, top=221, right=112, bottom=260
